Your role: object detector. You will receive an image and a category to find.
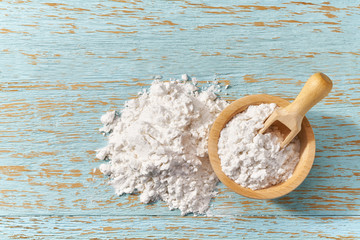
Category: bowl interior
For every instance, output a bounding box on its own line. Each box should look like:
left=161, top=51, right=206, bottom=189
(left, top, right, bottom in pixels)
left=208, top=94, right=315, bottom=199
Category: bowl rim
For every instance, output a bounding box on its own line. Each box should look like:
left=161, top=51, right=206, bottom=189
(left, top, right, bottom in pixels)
left=208, top=94, right=316, bottom=199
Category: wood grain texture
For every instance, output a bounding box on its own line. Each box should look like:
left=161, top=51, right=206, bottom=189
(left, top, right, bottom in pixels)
left=0, top=0, right=359, bottom=239
left=0, top=216, right=359, bottom=239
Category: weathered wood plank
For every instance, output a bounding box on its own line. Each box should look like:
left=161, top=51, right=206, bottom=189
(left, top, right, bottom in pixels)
left=0, top=216, right=359, bottom=239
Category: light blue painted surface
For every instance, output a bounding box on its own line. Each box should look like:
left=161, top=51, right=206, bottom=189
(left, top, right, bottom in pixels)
left=0, top=0, right=359, bottom=239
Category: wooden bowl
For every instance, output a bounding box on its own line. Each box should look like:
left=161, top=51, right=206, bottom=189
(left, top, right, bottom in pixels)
left=208, top=94, right=315, bottom=199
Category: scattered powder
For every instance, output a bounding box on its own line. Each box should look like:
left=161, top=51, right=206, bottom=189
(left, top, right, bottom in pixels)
left=218, top=103, right=301, bottom=190
left=96, top=78, right=228, bottom=215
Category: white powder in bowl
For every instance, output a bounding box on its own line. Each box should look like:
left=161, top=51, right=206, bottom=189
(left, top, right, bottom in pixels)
left=96, top=78, right=228, bottom=215
left=218, top=103, right=301, bottom=190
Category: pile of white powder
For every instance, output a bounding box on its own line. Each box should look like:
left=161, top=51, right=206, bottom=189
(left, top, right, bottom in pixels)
left=96, top=76, right=228, bottom=215
left=218, top=103, right=301, bottom=190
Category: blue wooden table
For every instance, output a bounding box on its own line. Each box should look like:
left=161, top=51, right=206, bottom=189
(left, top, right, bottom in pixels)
left=0, top=0, right=359, bottom=239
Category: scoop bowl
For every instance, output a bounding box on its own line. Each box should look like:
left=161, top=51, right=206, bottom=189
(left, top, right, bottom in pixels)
left=208, top=94, right=316, bottom=199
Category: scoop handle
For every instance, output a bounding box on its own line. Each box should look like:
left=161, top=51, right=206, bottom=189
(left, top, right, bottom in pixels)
left=285, top=72, right=333, bottom=117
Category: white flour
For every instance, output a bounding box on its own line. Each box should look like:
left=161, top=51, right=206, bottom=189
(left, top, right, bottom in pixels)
left=96, top=77, right=228, bottom=215
left=218, top=103, right=300, bottom=190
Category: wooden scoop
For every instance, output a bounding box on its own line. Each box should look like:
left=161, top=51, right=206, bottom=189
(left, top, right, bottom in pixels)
left=259, top=72, right=333, bottom=148
left=208, top=72, right=332, bottom=199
